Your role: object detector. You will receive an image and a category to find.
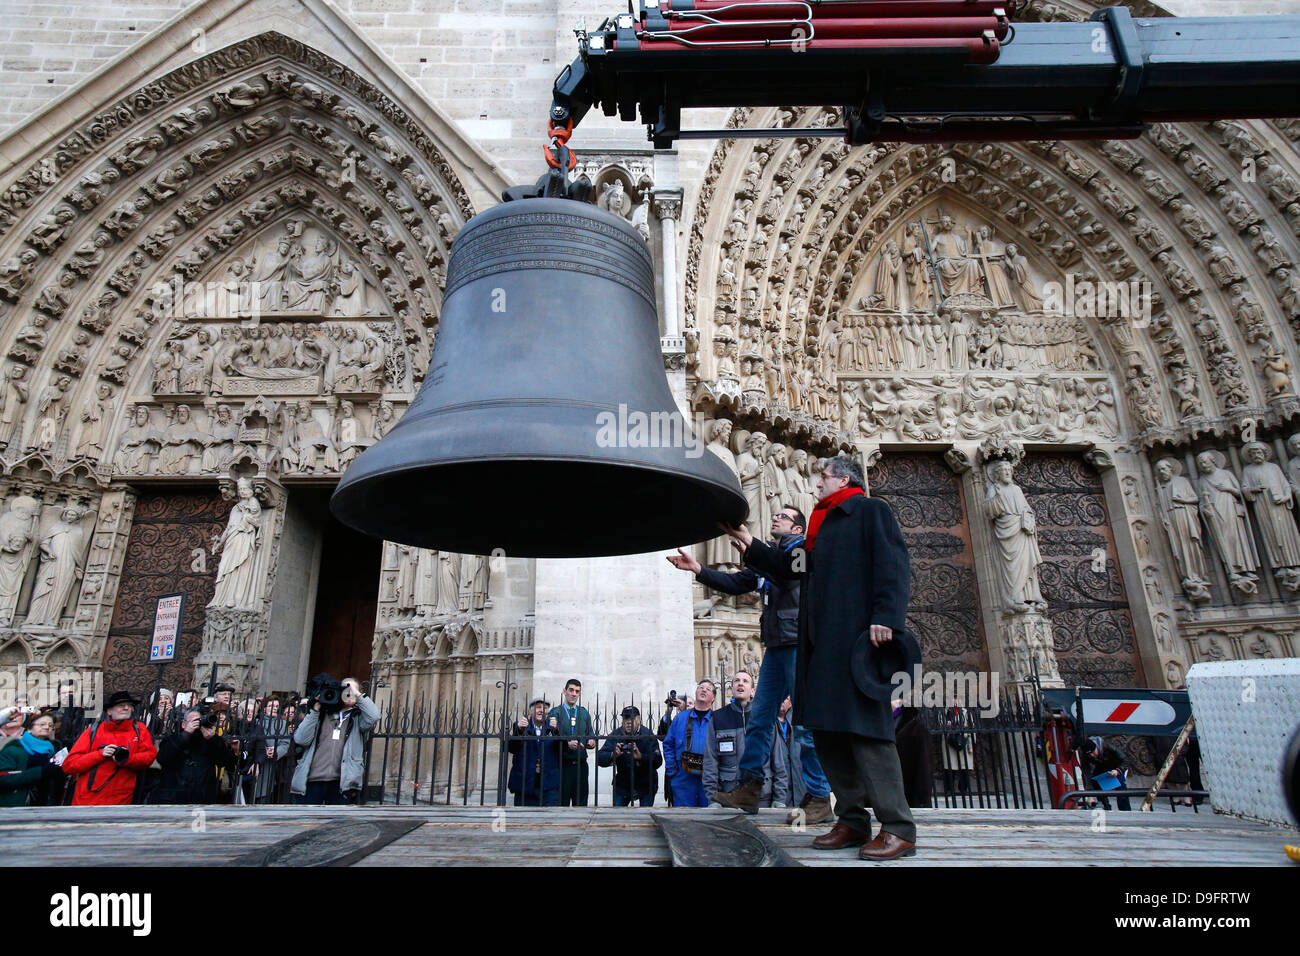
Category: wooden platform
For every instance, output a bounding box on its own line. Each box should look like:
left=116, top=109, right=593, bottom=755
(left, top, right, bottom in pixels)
left=1, top=805, right=1292, bottom=866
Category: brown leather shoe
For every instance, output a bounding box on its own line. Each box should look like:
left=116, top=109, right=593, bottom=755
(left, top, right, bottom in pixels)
left=812, top=821, right=870, bottom=850
left=858, top=831, right=917, bottom=861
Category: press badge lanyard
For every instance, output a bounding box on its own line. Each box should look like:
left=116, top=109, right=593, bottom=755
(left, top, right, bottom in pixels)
left=332, top=710, right=350, bottom=740
left=758, top=536, right=804, bottom=605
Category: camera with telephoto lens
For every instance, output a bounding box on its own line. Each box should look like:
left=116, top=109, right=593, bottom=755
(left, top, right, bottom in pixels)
left=197, top=697, right=222, bottom=728
left=664, top=690, right=678, bottom=708
left=305, top=673, right=345, bottom=714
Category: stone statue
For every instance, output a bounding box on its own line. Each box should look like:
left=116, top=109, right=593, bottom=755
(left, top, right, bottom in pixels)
left=1285, top=433, right=1300, bottom=502
left=872, top=240, right=904, bottom=311
left=1240, top=442, right=1300, bottom=592
left=1195, top=449, right=1260, bottom=594
left=790, top=449, right=818, bottom=518
left=30, top=375, right=71, bottom=452
left=25, top=504, right=89, bottom=626
left=252, top=237, right=293, bottom=312
left=413, top=547, right=438, bottom=616
left=983, top=459, right=1047, bottom=612
left=201, top=404, right=238, bottom=472
left=74, top=383, right=114, bottom=461
left=156, top=404, right=199, bottom=475
left=0, top=495, right=39, bottom=625
left=284, top=401, right=338, bottom=474
left=1153, top=457, right=1212, bottom=602
left=0, top=363, right=29, bottom=448
left=116, top=404, right=158, bottom=473
left=1004, top=243, right=1043, bottom=311
left=704, top=419, right=740, bottom=567
left=737, top=431, right=772, bottom=538
left=436, top=550, right=461, bottom=615
left=333, top=258, right=370, bottom=317
left=335, top=400, right=373, bottom=469
left=285, top=235, right=335, bottom=312
left=931, top=215, right=983, bottom=297
left=209, top=478, right=263, bottom=611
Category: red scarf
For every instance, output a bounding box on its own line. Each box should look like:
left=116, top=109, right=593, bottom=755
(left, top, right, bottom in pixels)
left=805, top=486, right=864, bottom=549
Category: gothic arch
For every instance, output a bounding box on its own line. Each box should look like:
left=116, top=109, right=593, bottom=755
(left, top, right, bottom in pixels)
left=0, top=32, right=509, bottom=485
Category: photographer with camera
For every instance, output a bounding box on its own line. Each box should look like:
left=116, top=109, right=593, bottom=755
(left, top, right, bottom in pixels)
left=596, top=706, right=662, bottom=806
left=61, top=691, right=158, bottom=806
left=290, top=675, right=380, bottom=805
left=149, top=707, right=238, bottom=804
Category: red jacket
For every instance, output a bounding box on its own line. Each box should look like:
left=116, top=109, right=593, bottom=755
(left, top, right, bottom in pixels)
left=62, top=719, right=158, bottom=806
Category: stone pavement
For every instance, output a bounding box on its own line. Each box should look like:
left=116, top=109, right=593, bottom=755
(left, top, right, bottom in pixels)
left=1, top=805, right=1293, bottom=866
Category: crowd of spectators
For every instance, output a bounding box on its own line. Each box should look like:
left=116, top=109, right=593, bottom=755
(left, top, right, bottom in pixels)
left=0, top=674, right=377, bottom=808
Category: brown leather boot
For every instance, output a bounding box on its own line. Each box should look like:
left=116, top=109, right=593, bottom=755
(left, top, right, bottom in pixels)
left=858, top=831, right=917, bottom=861
left=786, top=793, right=834, bottom=826
left=812, top=821, right=870, bottom=850
left=714, top=775, right=763, bottom=814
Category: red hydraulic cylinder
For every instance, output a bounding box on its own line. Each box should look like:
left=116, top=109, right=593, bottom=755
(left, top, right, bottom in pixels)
left=653, top=15, right=1009, bottom=40
left=658, top=1, right=1017, bottom=20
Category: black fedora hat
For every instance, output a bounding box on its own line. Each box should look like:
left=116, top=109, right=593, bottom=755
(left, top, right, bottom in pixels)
left=850, top=628, right=923, bottom=702
left=104, top=690, right=140, bottom=709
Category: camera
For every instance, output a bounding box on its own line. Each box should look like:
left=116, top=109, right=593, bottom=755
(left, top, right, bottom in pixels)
left=664, top=690, right=678, bottom=708
left=110, top=745, right=130, bottom=764
left=305, top=673, right=345, bottom=714
left=199, top=710, right=221, bottom=729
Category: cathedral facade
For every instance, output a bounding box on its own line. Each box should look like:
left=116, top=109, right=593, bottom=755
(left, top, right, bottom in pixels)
left=0, top=0, right=1298, bottom=721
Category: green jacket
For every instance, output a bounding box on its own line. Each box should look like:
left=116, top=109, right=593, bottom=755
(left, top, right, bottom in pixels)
left=0, top=735, right=45, bottom=807
left=547, top=704, right=594, bottom=763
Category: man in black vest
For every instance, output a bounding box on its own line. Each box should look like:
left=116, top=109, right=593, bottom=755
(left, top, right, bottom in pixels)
left=669, top=504, right=833, bottom=823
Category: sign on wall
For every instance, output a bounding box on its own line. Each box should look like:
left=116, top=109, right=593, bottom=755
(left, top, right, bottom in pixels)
left=149, top=593, right=186, bottom=663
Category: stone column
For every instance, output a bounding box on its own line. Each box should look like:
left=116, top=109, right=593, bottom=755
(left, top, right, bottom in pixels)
left=654, top=190, right=684, bottom=340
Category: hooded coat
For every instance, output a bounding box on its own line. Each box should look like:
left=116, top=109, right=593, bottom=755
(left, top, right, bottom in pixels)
left=743, top=493, right=911, bottom=742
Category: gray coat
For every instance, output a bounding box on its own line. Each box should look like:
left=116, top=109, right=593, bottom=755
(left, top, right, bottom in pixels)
left=703, top=700, right=791, bottom=806
left=290, top=695, right=381, bottom=795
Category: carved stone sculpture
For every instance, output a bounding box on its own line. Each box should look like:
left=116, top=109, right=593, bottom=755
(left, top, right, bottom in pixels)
left=1195, top=449, right=1260, bottom=595
left=0, top=364, right=29, bottom=448
left=74, top=383, right=114, bottom=461
left=1153, top=457, right=1212, bottom=603
left=0, top=495, right=39, bottom=625
left=703, top=419, right=740, bottom=567
left=25, top=505, right=89, bottom=626
left=983, top=459, right=1047, bottom=612
left=208, top=478, right=263, bottom=611
left=1240, top=442, right=1300, bottom=592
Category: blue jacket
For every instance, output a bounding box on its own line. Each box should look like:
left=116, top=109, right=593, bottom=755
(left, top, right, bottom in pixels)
left=507, top=720, right=562, bottom=796
left=661, top=707, right=712, bottom=784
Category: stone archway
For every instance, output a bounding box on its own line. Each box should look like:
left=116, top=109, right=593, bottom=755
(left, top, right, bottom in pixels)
left=683, top=69, right=1300, bottom=690
left=0, top=27, right=507, bottom=703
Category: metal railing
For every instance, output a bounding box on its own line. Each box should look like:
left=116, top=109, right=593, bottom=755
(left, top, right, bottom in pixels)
left=8, top=684, right=1207, bottom=812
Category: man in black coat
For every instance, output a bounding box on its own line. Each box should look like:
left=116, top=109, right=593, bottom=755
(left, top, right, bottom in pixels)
left=149, top=708, right=238, bottom=804
left=596, top=706, right=663, bottom=805
left=723, top=454, right=919, bottom=860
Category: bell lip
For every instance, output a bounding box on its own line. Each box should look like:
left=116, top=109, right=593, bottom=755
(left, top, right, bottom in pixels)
left=330, top=453, right=748, bottom=558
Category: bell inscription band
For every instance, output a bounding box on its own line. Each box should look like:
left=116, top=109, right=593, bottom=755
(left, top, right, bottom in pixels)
left=331, top=198, right=747, bottom=558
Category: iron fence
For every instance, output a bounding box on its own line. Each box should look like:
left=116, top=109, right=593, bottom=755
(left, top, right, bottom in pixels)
left=6, top=684, right=1202, bottom=811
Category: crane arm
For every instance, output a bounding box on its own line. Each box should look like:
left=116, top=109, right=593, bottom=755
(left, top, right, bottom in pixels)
left=547, top=3, right=1300, bottom=149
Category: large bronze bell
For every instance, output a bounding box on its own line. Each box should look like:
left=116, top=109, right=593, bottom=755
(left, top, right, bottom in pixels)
left=331, top=198, right=747, bottom=557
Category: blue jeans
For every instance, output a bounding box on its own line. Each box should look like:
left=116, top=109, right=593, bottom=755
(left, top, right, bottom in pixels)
left=736, top=644, right=830, bottom=798
left=613, top=790, right=655, bottom=807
